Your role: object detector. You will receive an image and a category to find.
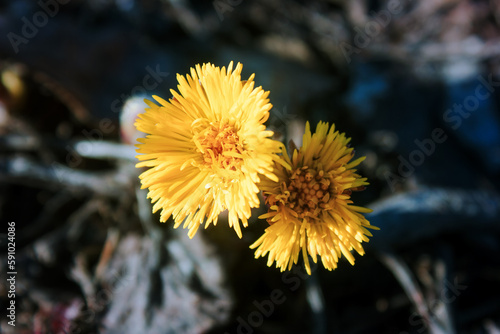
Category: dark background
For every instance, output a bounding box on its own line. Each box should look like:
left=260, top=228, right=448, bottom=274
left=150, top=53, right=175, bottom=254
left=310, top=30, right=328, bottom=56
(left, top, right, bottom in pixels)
left=1, top=0, right=500, bottom=333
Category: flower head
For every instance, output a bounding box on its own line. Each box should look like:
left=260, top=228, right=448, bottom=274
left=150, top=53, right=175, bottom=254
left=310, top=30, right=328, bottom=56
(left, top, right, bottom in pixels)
left=251, top=121, right=378, bottom=274
left=135, top=62, right=285, bottom=238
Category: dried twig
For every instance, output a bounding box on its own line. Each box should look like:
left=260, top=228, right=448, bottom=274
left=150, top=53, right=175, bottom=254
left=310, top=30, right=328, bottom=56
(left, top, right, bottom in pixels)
left=378, top=252, right=448, bottom=334
left=0, top=135, right=137, bottom=162
left=72, top=141, right=136, bottom=162
left=70, top=253, right=96, bottom=308
left=366, top=188, right=500, bottom=250
left=95, top=228, right=120, bottom=282
left=0, top=155, right=136, bottom=197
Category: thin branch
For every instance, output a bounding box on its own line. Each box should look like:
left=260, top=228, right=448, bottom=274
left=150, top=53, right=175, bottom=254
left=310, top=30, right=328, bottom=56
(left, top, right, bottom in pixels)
left=0, top=155, right=136, bottom=197
left=0, top=134, right=137, bottom=162
left=73, top=140, right=137, bottom=162
left=366, top=187, right=500, bottom=251
left=378, top=251, right=447, bottom=334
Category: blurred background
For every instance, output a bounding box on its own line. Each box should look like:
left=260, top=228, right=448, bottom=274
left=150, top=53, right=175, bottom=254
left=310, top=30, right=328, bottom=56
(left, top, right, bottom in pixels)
left=1, top=0, right=500, bottom=333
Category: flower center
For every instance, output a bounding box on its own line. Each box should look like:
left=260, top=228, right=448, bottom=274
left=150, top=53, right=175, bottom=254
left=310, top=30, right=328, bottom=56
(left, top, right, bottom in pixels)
left=194, top=122, right=244, bottom=171
left=286, top=167, right=333, bottom=219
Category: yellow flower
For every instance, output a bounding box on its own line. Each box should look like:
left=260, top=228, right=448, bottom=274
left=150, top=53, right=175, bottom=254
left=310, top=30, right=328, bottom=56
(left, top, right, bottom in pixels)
left=135, top=62, right=285, bottom=238
left=251, top=121, right=378, bottom=274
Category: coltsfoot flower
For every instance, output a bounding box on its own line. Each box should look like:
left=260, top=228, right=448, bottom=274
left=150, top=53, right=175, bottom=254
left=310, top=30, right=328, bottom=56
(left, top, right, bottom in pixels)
left=251, top=121, right=378, bottom=274
left=135, top=62, right=286, bottom=238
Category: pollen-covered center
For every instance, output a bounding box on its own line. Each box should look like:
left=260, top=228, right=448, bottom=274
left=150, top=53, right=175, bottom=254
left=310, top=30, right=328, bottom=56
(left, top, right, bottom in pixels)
left=286, top=167, right=334, bottom=219
left=193, top=122, right=244, bottom=170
